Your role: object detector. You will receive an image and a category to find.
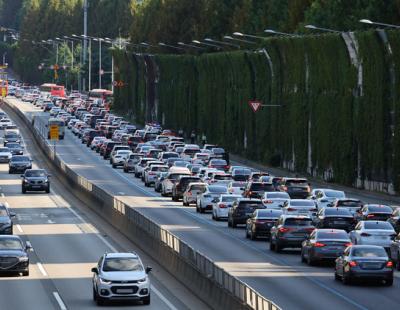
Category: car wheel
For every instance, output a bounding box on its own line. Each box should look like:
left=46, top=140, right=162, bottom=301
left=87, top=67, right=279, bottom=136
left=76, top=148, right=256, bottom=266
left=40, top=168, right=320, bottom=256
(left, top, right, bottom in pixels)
left=183, top=200, right=188, bottom=207
left=145, top=181, right=149, bottom=187
left=123, top=168, right=128, bottom=173
left=397, top=260, right=400, bottom=271
left=46, top=186, right=50, bottom=193
left=301, top=250, right=306, bottom=263
left=385, top=278, right=393, bottom=286
left=22, top=270, right=29, bottom=276
left=142, top=294, right=150, bottom=305
left=231, top=219, right=236, bottom=228
left=199, top=205, right=205, bottom=214
left=245, top=227, right=249, bottom=238
left=275, top=241, right=282, bottom=253
left=334, top=270, right=340, bottom=281
left=93, top=286, right=97, bottom=301
left=250, top=229, right=256, bottom=240
left=269, top=239, right=275, bottom=251
left=22, top=186, right=26, bottom=194
left=307, top=253, right=315, bottom=266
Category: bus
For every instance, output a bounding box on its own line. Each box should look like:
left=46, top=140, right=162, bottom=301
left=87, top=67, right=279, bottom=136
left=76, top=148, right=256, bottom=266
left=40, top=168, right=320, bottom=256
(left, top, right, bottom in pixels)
left=40, top=83, right=65, bottom=97
left=47, top=117, right=65, bottom=140
left=88, top=89, right=113, bottom=101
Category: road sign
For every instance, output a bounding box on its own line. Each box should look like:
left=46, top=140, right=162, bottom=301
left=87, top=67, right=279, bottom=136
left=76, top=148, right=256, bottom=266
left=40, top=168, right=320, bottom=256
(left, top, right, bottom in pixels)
left=248, top=100, right=262, bottom=112
left=1, top=88, right=6, bottom=97
left=113, top=80, right=125, bottom=87
left=49, top=124, right=59, bottom=140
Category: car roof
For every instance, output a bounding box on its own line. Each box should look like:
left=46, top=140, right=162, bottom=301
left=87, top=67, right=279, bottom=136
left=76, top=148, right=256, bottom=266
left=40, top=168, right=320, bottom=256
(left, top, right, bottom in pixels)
left=104, top=252, right=139, bottom=259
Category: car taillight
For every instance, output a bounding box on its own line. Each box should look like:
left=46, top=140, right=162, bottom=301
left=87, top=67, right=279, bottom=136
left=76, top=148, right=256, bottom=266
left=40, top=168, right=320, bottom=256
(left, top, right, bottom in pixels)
left=219, top=204, right=227, bottom=208
left=281, top=186, right=288, bottom=191
left=263, top=200, right=273, bottom=204
left=349, top=261, right=357, bottom=267
left=278, top=227, right=291, bottom=233
left=360, top=232, right=371, bottom=237
left=306, top=186, right=311, bottom=193
left=224, top=165, right=230, bottom=170
left=386, top=261, right=393, bottom=268
left=287, top=208, right=296, bottom=212
left=313, top=242, right=326, bottom=247
left=344, top=242, right=352, bottom=247
left=255, top=220, right=266, bottom=224
left=367, top=214, right=375, bottom=218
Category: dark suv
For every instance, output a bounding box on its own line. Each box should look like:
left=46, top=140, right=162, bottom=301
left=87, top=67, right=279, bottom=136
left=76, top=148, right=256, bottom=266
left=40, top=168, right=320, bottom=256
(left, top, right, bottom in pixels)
left=313, top=208, right=355, bottom=232
left=243, top=182, right=275, bottom=199
left=270, top=215, right=315, bottom=252
left=228, top=198, right=265, bottom=228
left=103, top=142, right=122, bottom=159
left=21, top=169, right=50, bottom=193
left=281, top=178, right=311, bottom=199
left=9, top=155, right=32, bottom=174
left=171, top=176, right=201, bottom=201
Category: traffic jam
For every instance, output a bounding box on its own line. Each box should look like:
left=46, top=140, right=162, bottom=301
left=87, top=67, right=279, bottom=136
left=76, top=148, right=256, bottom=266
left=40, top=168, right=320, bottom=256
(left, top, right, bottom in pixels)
left=7, top=81, right=400, bottom=287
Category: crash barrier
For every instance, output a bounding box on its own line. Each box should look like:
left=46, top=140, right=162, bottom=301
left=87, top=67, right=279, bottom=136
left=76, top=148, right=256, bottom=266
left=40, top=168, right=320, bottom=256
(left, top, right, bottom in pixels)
left=4, top=99, right=280, bottom=310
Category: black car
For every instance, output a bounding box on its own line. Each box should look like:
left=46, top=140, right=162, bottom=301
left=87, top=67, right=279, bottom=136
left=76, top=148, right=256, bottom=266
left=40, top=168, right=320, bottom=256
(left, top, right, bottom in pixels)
left=332, top=198, right=364, bottom=217
left=0, top=204, right=16, bottom=235
left=358, top=204, right=393, bottom=221
left=228, top=198, right=265, bottom=228
left=3, top=132, right=21, bottom=146
left=243, top=182, right=275, bottom=199
left=335, top=245, right=393, bottom=285
left=270, top=215, right=315, bottom=252
left=6, top=143, right=23, bottom=155
left=9, top=155, right=32, bottom=174
left=389, top=232, right=400, bottom=270
left=245, top=209, right=282, bottom=240
left=21, top=169, right=50, bottom=193
left=313, top=208, right=355, bottom=232
left=0, top=235, right=31, bottom=276
left=280, top=178, right=311, bottom=199
left=388, top=208, right=400, bottom=233
left=171, top=176, right=201, bottom=201
left=301, top=229, right=351, bottom=265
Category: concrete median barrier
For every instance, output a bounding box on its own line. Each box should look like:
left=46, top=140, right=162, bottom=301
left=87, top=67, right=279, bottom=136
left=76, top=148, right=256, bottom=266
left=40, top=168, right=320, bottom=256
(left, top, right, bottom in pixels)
left=3, top=98, right=280, bottom=310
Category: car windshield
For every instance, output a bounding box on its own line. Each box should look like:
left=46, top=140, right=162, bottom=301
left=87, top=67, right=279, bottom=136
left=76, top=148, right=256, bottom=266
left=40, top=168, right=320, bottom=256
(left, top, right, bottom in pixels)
left=367, top=205, right=392, bottom=213
left=7, top=144, right=20, bottom=149
left=209, top=186, right=227, bottom=193
left=290, top=201, right=315, bottom=206
left=317, top=231, right=348, bottom=239
left=222, top=196, right=240, bottom=202
left=364, top=222, right=393, bottom=230
left=286, top=180, right=308, bottom=186
left=258, top=210, right=282, bottom=217
left=11, top=156, right=29, bottom=162
left=266, top=192, right=289, bottom=199
left=0, top=239, right=23, bottom=250
left=352, top=247, right=387, bottom=258
left=285, top=218, right=313, bottom=226
left=0, top=209, right=8, bottom=216
left=212, top=148, right=225, bottom=154
left=338, top=200, right=362, bottom=208
left=0, top=148, right=10, bottom=152
left=25, top=170, right=46, bottom=177
left=211, top=160, right=227, bottom=165
left=251, top=183, right=274, bottom=191
left=103, top=257, right=143, bottom=272
left=324, top=208, right=351, bottom=216
left=325, top=191, right=345, bottom=198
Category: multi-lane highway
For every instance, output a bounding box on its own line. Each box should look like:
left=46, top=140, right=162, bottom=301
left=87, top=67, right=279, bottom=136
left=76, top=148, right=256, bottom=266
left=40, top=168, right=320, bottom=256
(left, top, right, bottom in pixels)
left=5, top=97, right=400, bottom=310
left=0, top=104, right=208, bottom=309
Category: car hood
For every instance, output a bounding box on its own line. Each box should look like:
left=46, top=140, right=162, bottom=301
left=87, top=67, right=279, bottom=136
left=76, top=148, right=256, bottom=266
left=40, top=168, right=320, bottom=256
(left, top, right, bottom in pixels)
left=0, top=249, right=26, bottom=257
left=101, top=270, right=146, bottom=281
left=0, top=152, right=11, bottom=156
left=10, top=161, right=30, bottom=165
left=25, top=177, right=47, bottom=181
left=0, top=217, right=11, bottom=225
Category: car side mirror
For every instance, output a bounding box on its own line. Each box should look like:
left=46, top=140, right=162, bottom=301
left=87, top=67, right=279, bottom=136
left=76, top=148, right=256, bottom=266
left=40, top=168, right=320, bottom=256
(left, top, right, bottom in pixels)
left=20, top=175, right=24, bottom=177
left=25, top=243, right=32, bottom=251
left=145, top=266, right=152, bottom=274
left=91, top=267, right=98, bottom=274
left=47, top=175, right=51, bottom=177
left=10, top=212, right=16, bottom=218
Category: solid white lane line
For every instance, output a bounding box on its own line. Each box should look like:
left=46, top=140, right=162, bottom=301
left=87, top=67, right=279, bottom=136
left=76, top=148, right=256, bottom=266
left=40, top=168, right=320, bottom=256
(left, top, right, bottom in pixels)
left=52, top=292, right=67, bottom=310
left=1, top=193, right=4, bottom=198
left=16, top=224, right=23, bottom=233
left=151, top=285, right=178, bottom=310
left=37, top=262, right=48, bottom=277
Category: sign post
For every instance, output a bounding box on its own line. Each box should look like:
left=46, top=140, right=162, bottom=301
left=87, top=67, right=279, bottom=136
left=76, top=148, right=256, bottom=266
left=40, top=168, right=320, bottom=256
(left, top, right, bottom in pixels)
left=49, top=124, right=59, bottom=154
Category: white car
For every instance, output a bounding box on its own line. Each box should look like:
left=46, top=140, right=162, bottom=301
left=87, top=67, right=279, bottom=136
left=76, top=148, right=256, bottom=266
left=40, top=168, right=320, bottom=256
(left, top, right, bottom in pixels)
left=134, top=157, right=154, bottom=177
left=0, top=147, right=12, bottom=163
left=262, top=191, right=290, bottom=209
left=49, top=107, right=61, bottom=116
left=227, top=181, right=246, bottom=195
left=182, top=182, right=207, bottom=206
left=196, top=185, right=228, bottom=213
left=212, top=194, right=241, bottom=220
left=349, top=221, right=396, bottom=250
left=282, top=199, right=318, bottom=218
left=161, top=168, right=191, bottom=196
left=90, top=136, right=107, bottom=150
left=310, top=188, right=346, bottom=209
left=143, top=164, right=169, bottom=186
left=91, top=252, right=152, bottom=306
left=111, top=150, right=132, bottom=168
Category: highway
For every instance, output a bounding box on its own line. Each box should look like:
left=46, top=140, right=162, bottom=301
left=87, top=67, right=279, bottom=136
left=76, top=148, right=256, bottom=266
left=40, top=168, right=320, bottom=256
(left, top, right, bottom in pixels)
left=5, top=97, right=400, bottom=310
left=0, top=104, right=208, bottom=309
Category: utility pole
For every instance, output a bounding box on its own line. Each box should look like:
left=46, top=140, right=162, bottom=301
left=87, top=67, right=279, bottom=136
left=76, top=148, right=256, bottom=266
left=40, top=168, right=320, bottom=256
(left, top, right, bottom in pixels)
left=99, top=39, right=102, bottom=89
left=83, top=0, right=88, bottom=91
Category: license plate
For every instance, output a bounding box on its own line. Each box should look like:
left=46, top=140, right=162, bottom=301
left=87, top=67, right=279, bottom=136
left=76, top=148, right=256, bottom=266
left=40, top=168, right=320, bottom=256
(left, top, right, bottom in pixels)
left=116, top=289, right=133, bottom=294
left=31, top=185, right=41, bottom=188
left=333, top=221, right=346, bottom=225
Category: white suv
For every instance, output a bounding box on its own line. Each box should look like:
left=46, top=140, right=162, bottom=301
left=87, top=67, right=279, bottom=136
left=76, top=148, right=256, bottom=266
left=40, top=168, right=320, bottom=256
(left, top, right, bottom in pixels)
left=91, top=252, right=152, bottom=305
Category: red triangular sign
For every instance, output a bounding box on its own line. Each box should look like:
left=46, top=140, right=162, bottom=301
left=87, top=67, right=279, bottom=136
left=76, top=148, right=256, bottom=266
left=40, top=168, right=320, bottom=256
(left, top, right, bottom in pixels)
left=248, top=100, right=262, bottom=112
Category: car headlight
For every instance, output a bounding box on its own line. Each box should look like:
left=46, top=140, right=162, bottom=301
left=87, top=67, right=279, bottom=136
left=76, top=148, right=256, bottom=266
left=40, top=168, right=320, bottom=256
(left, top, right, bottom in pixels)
left=18, top=256, right=29, bottom=262
left=138, top=277, right=147, bottom=283
left=24, top=179, right=29, bottom=183
left=99, top=277, right=112, bottom=284
left=44, top=179, right=49, bottom=183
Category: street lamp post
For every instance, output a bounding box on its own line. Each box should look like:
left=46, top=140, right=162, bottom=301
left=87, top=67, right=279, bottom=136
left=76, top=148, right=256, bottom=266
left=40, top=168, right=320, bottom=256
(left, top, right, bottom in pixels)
left=204, top=38, right=240, bottom=49
left=264, top=29, right=298, bottom=36
left=223, top=35, right=256, bottom=44
left=304, top=25, right=342, bottom=33
left=359, top=19, right=400, bottom=29
left=233, top=32, right=266, bottom=40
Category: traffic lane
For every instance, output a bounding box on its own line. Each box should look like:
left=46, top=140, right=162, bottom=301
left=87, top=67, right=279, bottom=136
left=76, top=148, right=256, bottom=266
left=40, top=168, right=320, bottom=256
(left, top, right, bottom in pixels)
left=7, top=98, right=394, bottom=309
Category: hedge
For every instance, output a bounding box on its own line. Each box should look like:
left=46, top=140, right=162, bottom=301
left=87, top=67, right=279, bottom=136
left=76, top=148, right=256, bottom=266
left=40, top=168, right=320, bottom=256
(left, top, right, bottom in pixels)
left=113, top=30, right=400, bottom=193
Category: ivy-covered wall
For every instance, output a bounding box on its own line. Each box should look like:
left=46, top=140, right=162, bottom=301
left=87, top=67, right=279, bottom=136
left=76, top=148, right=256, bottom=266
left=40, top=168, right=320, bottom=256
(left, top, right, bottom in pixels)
left=113, top=30, right=400, bottom=194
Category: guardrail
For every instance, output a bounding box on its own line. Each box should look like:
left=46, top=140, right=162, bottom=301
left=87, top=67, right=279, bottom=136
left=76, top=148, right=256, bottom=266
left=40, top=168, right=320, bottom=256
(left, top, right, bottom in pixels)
left=5, top=99, right=280, bottom=310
